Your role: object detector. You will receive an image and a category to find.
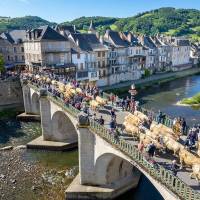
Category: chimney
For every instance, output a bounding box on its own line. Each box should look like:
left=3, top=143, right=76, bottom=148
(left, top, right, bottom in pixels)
left=73, top=25, right=76, bottom=33
left=96, top=32, right=100, bottom=39
left=105, top=29, right=110, bottom=39
left=99, top=35, right=104, bottom=44
left=127, top=32, right=132, bottom=43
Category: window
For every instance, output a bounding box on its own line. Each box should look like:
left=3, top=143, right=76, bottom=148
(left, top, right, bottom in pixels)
left=98, top=52, right=101, bottom=57
left=102, top=51, right=105, bottom=57
left=14, top=47, right=17, bottom=53
left=80, top=63, right=84, bottom=70
left=103, top=70, right=106, bottom=76
left=15, top=56, right=18, bottom=61
left=8, top=55, right=10, bottom=61
left=77, top=53, right=80, bottom=59
left=21, top=47, right=24, bottom=52
left=98, top=61, right=101, bottom=67
left=112, top=68, right=114, bottom=74
left=22, top=55, right=25, bottom=61
left=102, top=61, right=105, bottom=67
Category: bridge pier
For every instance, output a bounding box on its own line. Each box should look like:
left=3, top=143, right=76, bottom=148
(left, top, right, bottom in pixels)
left=17, top=84, right=40, bottom=121
left=66, top=127, right=141, bottom=200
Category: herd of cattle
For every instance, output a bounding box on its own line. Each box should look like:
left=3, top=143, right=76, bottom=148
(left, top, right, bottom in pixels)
left=124, top=111, right=200, bottom=182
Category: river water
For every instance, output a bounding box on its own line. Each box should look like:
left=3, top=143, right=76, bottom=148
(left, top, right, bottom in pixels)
left=137, top=74, right=200, bottom=126
left=2, top=74, right=200, bottom=200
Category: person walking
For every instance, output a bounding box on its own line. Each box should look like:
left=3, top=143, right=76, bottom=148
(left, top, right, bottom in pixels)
left=146, top=141, right=156, bottom=159
left=181, top=118, right=187, bottom=135
left=110, top=108, right=116, bottom=119
left=170, top=160, right=179, bottom=176
left=157, top=111, right=163, bottom=124
left=99, top=116, right=105, bottom=125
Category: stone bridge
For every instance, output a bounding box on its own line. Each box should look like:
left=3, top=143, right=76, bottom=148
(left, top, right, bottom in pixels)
left=21, top=82, right=200, bottom=200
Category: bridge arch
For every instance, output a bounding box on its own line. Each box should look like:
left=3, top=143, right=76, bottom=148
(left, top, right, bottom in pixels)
left=93, top=149, right=176, bottom=200
left=94, top=153, right=138, bottom=186
left=31, top=92, right=40, bottom=115
left=51, top=110, right=78, bottom=142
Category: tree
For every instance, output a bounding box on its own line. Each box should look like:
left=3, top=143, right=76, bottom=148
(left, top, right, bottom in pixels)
left=0, top=54, right=5, bottom=74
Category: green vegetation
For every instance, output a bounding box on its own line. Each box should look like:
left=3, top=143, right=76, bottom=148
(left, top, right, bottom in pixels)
left=0, top=54, right=5, bottom=73
left=0, top=16, right=56, bottom=32
left=181, top=93, right=200, bottom=105
left=62, top=7, right=200, bottom=40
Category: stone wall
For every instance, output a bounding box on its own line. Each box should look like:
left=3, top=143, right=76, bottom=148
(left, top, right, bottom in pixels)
left=0, top=78, right=23, bottom=110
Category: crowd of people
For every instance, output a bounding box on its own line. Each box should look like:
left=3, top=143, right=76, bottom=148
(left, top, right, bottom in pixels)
left=0, top=71, right=19, bottom=80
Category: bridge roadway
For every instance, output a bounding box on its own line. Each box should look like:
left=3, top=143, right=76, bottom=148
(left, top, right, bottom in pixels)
left=92, top=101, right=200, bottom=193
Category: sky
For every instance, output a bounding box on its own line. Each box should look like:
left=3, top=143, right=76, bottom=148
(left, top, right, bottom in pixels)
left=0, top=0, right=200, bottom=23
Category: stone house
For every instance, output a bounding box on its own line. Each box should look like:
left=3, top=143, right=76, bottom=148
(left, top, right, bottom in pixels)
left=0, top=30, right=26, bottom=70
left=69, top=32, right=108, bottom=85
left=24, top=25, right=74, bottom=76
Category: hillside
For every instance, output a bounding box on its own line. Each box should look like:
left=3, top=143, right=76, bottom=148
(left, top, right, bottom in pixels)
left=61, top=16, right=119, bottom=33
left=0, top=8, right=200, bottom=41
left=63, top=7, right=200, bottom=41
left=0, top=16, right=56, bottom=32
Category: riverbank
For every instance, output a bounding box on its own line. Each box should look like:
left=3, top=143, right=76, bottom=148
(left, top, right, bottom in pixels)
left=102, top=67, right=200, bottom=95
left=0, top=147, right=78, bottom=200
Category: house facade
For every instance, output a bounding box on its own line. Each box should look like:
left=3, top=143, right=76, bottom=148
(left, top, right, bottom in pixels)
left=24, top=25, right=74, bottom=76
left=0, top=30, right=26, bottom=70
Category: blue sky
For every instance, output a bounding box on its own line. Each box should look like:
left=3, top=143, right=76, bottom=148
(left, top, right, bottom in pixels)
left=0, top=0, right=200, bottom=23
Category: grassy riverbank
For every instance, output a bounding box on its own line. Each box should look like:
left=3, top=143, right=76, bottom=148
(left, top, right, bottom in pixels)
left=181, top=93, right=200, bottom=105
left=104, top=67, right=200, bottom=95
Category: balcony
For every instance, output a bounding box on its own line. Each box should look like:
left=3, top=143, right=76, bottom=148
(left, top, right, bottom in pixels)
left=44, top=48, right=70, bottom=53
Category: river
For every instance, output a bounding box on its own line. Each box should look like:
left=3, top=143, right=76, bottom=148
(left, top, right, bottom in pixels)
left=2, top=74, right=200, bottom=200
left=137, top=74, right=200, bottom=126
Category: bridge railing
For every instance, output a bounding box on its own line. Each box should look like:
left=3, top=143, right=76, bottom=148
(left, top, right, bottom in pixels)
left=47, top=93, right=80, bottom=118
left=89, top=119, right=200, bottom=200
left=27, top=82, right=80, bottom=117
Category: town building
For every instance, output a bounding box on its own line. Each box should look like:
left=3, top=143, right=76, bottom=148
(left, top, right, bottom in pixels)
left=69, top=32, right=108, bottom=85
left=0, top=30, right=26, bottom=71
left=103, top=30, right=142, bottom=86
left=24, top=25, right=75, bottom=77
left=161, top=36, right=191, bottom=71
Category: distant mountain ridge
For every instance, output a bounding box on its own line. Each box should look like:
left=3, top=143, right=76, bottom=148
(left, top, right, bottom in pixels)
left=1, top=7, right=200, bottom=41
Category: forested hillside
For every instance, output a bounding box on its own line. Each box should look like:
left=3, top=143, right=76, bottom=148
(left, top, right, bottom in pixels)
left=0, top=16, right=56, bottom=32
left=63, top=7, right=200, bottom=41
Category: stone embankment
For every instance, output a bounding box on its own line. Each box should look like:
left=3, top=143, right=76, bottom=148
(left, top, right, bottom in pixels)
left=102, top=67, right=200, bottom=92
left=0, top=78, right=23, bottom=110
